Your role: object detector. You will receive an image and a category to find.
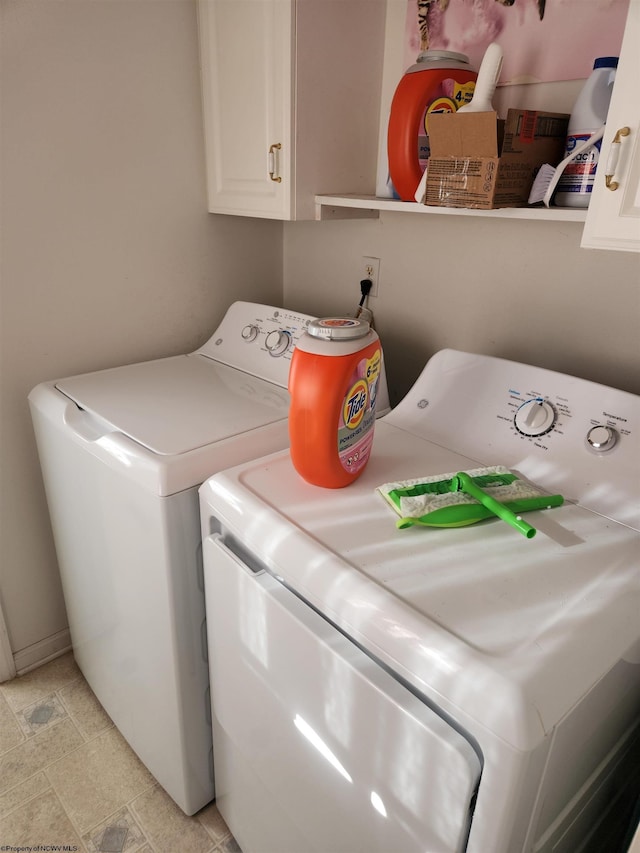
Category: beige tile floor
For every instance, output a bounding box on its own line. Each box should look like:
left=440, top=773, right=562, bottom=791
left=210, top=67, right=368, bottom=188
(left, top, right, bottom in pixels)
left=0, top=651, right=239, bottom=853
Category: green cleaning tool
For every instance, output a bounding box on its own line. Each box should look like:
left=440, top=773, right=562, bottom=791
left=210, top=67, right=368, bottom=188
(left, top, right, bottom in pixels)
left=377, top=466, right=564, bottom=538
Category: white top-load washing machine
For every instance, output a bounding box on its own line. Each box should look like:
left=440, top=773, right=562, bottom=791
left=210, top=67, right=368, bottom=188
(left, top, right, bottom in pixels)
left=29, top=301, right=392, bottom=815
left=199, top=349, right=640, bottom=853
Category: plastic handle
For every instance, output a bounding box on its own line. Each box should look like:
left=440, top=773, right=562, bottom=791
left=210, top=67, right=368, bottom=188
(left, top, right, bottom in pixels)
left=543, top=126, right=605, bottom=207
left=62, top=402, right=115, bottom=442
left=454, top=472, right=537, bottom=538
left=457, top=42, right=502, bottom=113
left=605, top=126, right=631, bottom=191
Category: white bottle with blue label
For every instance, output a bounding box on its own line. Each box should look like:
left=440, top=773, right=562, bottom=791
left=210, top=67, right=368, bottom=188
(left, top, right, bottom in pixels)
left=555, top=56, right=618, bottom=208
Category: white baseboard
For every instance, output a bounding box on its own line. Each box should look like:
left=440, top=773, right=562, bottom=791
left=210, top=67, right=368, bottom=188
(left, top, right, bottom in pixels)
left=12, top=629, right=72, bottom=677
left=0, top=615, right=16, bottom=683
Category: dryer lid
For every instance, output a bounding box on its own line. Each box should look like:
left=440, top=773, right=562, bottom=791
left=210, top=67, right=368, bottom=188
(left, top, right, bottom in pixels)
left=55, top=354, right=289, bottom=456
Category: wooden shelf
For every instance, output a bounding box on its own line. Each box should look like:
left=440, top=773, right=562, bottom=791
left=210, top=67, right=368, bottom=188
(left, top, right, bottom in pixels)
left=315, top=194, right=589, bottom=222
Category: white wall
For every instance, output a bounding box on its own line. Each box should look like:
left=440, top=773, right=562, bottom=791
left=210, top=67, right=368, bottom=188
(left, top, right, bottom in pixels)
left=283, top=214, right=640, bottom=406
left=0, top=0, right=281, bottom=666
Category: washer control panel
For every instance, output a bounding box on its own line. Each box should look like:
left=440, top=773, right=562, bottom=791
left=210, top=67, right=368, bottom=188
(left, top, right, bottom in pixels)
left=196, top=301, right=314, bottom=388
left=241, top=324, right=260, bottom=343
left=264, top=328, right=292, bottom=357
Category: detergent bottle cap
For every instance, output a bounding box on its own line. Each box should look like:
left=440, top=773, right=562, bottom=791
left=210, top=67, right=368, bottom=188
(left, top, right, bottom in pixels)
left=406, top=49, right=472, bottom=75
left=307, top=317, right=371, bottom=341
left=415, top=49, right=471, bottom=66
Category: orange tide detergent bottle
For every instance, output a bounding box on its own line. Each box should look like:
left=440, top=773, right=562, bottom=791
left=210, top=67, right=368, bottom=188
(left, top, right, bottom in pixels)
left=288, top=317, right=382, bottom=488
left=387, top=50, right=477, bottom=201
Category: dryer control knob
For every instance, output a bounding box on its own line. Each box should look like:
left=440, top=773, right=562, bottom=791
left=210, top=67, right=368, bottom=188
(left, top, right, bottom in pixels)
left=241, top=324, right=259, bottom=343
left=514, top=398, right=556, bottom=437
left=586, top=424, right=618, bottom=452
left=265, top=329, right=291, bottom=356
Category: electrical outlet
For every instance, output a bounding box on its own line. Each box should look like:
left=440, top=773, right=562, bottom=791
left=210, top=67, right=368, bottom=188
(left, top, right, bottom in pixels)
left=361, top=256, right=380, bottom=298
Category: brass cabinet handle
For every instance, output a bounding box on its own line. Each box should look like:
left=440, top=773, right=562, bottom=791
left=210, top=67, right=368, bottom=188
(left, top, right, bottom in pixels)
left=605, top=126, right=631, bottom=191
left=268, top=143, right=282, bottom=183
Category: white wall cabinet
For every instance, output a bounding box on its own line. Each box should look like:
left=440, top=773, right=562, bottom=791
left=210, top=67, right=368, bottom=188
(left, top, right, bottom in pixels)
left=582, top=0, right=640, bottom=253
left=197, top=0, right=386, bottom=221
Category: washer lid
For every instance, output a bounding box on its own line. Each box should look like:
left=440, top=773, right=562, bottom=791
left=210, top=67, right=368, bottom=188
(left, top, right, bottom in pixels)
left=55, top=354, right=289, bottom=456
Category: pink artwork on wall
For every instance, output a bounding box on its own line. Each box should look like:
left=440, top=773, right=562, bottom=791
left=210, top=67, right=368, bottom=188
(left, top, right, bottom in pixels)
left=404, top=0, right=630, bottom=84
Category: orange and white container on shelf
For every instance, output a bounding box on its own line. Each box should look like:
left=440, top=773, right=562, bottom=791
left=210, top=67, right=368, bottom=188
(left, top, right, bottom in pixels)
left=387, top=50, right=477, bottom=201
left=288, top=317, right=383, bottom=489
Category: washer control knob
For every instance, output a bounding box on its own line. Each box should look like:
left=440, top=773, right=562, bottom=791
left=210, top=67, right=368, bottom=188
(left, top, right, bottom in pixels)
left=514, top=398, right=556, bottom=437
left=265, top=329, right=291, bottom=356
left=587, top=424, right=618, bottom=453
left=241, top=324, right=259, bottom=343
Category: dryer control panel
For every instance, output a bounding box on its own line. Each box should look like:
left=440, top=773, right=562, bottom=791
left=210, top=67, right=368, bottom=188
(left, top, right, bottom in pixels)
left=383, top=349, right=639, bottom=529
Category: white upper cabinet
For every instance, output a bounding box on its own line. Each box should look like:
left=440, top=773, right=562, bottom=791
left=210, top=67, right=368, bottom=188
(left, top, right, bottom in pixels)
left=197, top=0, right=386, bottom=220
left=582, top=1, right=640, bottom=252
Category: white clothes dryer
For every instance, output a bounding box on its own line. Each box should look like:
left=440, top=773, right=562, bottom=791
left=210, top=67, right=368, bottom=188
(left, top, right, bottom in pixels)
left=29, top=302, right=391, bottom=815
left=199, top=349, right=639, bottom=852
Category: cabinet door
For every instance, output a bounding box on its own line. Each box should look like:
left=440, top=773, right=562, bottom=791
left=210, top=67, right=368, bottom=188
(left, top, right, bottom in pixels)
left=582, top=2, right=640, bottom=252
left=198, top=0, right=293, bottom=219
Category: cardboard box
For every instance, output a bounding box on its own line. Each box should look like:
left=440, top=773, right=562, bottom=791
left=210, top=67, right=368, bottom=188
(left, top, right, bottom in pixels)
left=423, top=109, right=569, bottom=209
